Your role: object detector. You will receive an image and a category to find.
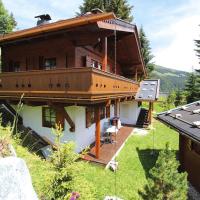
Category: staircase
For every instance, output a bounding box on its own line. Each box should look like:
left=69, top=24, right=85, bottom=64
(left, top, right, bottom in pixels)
left=136, top=108, right=149, bottom=128
left=0, top=103, right=49, bottom=157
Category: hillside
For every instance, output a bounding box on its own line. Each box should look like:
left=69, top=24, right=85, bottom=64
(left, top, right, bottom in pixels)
left=150, top=65, right=190, bottom=93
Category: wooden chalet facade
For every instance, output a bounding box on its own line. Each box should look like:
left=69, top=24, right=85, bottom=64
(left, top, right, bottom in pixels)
left=0, top=11, right=156, bottom=159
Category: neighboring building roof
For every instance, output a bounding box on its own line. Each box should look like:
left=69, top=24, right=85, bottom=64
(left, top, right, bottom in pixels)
left=0, top=12, right=115, bottom=44
left=135, top=79, right=160, bottom=101
left=157, top=101, right=200, bottom=143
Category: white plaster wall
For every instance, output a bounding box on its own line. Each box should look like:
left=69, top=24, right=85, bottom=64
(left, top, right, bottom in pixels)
left=20, top=105, right=112, bottom=153
left=119, top=101, right=141, bottom=125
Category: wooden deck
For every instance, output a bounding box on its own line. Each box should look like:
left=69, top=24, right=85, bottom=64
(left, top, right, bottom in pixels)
left=83, top=126, right=133, bottom=166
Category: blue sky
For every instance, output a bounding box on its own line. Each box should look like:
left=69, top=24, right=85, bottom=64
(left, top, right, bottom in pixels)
left=2, top=0, right=200, bottom=72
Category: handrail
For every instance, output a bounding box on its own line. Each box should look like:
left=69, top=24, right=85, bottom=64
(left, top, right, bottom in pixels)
left=0, top=67, right=138, bottom=85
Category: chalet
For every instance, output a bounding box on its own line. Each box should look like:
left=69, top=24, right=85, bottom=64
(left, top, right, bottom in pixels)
left=157, top=101, right=200, bottom=192
left=0, top=10, right=159, bottom=161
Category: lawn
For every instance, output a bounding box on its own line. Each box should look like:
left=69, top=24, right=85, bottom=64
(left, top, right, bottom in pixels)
left=2, top=100, right=179, bottom=199
left=80, top=119, right=179, bottom=199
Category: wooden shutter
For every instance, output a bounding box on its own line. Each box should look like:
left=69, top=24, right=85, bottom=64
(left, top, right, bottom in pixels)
left=56, top=109, right=65, bottom=130
left=86, top=107, right=91, bottom=128
left=106, top=106, right=110, bottom=118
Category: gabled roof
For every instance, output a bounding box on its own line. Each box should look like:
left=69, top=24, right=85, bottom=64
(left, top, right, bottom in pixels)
left=135, top=79, right=160, bottom=101
left=0, top=12, right=115, bottom=44
left=157, top=101, right=200, bottom=143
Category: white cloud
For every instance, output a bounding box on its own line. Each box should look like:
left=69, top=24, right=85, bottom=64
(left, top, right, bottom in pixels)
left=151, top=0, right=200, bottom=71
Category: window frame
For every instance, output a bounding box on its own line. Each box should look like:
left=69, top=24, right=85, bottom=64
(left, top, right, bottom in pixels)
left=42, top=107, right=57, bottom=128
left=44, top=57, right=56, bottom=70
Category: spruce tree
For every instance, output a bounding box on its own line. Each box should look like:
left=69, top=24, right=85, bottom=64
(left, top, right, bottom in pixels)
left=174, top=89, right=186, bottom=107
left=78, top=0, right=133, bottom=22
left=139, top=26, right=154, bottom=75
left=0, top=0, right=16, bottom=34
left=140, top=144, right=188, bottom=200
left=185, top=72, right=199, bottom=103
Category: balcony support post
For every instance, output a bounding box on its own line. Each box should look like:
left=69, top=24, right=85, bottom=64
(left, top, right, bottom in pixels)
left=102, top=37, right=107, bottom=71
left=95, top=105, right=101, bottom=159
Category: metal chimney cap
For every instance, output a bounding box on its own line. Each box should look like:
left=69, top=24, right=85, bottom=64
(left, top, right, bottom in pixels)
left=35, top=14, right=51, bottom=21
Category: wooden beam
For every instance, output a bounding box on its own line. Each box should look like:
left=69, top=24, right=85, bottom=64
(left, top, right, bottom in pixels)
left=54, top=106, right=75, bottom=132
left=95, top=106, right=101, bottom=159
left=105, top=99, right=111, bottom=107
left=102, top=37, right=107, bottom=71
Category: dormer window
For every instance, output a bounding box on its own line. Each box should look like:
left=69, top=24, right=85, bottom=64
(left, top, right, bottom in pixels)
left=44, top=58, right=56, bottom=70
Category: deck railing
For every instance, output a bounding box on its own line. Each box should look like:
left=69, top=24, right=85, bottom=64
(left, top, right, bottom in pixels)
left=0, top=67, right=139, bottom=102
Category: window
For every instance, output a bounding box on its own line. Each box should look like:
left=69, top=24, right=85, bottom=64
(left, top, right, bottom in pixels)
left=106, top=106, right=110, bottom=118
left=91, top=59, right=102, bottom=70
left=42, top=107, right=56, bottom=128
left=9, top=61, right=20, bottom=72
left=44, top=58, right=56, bottom=70
left=191, top=141, right=200, bottom=156
left=100, top=107, right=105, bottom=119
left=13, top=62, right=20, bottom=72
left=86, top=107, right=95, bottom=128
left=85, top=106, right=106, bottom=128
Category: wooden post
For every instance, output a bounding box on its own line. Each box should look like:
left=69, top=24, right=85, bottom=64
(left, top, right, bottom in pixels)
left=95, top=106, right=101, bottom=159
left=148, top=102, right=153, bottom=124
left=102, top=37, right=107, bottom=71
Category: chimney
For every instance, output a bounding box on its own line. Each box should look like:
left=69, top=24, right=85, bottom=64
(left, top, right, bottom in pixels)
left=35, top=14, right=52, bottom=26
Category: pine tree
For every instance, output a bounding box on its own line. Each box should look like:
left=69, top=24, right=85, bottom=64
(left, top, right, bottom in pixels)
left=140, top=144, right=188, bottom=200
left=0, top=0, right=16, bottom=34
left=174, top=89, right=186, bottom=107
left=184, top=72, right=199, bottom=103
left=139, top=26, right=154, bottom=75
left=78, top=0, right=133, bottom=22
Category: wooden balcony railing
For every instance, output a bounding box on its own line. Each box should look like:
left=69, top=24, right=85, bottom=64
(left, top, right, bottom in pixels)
left=0, top=67, right=139, bottom=103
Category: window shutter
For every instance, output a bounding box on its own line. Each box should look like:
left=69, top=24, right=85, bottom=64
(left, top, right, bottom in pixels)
left=56, top=109, right=65, bottom=130
left=86, top=107, right=91, bottom=128
left=106, top=106, right=110, bottom=118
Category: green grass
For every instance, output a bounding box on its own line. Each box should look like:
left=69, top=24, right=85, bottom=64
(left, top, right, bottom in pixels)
left=80, top=120, right=179, bottom=199
left=1, top=101, right=179, bottom=199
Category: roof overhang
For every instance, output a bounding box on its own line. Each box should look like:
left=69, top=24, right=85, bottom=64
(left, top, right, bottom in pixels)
left=157, top=101, right=200, bottom=143
left=0, top=12, right=116, bottom=44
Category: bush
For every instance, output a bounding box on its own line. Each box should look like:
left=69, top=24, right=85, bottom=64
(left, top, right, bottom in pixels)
left=48, top=124, right=96, bottom=200
left=140, top=143, right=188, bottom=200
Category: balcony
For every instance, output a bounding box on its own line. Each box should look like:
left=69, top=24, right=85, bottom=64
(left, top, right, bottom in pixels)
left=0, top=67, right=139, bottom=104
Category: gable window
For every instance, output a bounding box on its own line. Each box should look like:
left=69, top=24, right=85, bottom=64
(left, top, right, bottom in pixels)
left=42, top=107, right=56, bottom=128
left=44, top=58, right=56, bottom=70
left=191, top=141, right=200, bottom=156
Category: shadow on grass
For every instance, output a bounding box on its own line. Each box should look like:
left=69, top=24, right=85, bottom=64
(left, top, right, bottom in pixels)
left=136, top=148, right=178, bottom=178
left=136, top=148, right=160, bottom=178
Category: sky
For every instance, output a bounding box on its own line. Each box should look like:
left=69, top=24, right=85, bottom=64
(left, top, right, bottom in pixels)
left=2, top=0, right=200, bottom=72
